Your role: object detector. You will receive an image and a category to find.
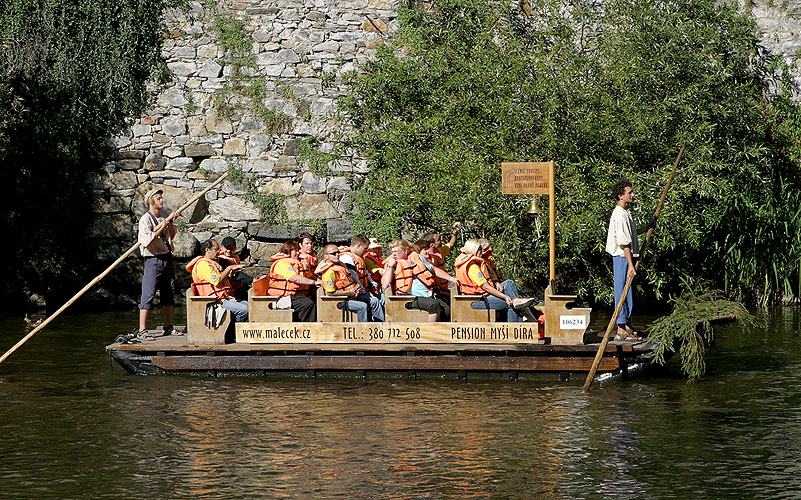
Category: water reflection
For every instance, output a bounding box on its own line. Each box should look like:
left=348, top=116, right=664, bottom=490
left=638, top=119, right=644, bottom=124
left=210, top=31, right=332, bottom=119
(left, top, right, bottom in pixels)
left=2, top=310, right=801, bottom=498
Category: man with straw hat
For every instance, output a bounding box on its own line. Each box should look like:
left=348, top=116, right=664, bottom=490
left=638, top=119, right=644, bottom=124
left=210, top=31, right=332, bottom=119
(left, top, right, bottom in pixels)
left=135, top=188, right=179, bottom=340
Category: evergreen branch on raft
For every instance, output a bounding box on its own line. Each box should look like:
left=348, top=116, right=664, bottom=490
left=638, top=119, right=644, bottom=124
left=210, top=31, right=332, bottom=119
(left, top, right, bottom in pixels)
left=647, top=279, right=764, bottom=380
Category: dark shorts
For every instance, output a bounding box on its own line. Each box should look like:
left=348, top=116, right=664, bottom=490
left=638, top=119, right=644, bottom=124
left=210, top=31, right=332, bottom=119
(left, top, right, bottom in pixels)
left=407, top=296, right=450, bottom=320
left=139, top=254, right=175, bottom=309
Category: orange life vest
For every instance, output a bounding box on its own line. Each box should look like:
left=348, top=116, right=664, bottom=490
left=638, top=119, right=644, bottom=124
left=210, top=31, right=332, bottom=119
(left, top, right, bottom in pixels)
left=315, top=260, right=360, bottom=295
left=340, top=250, right=370, bottom=289
left=428, top=248, right=450, bottom=294
left=484, top=248, right=503, bottom=282
left=216, top=251, right=241, bottom=266
left=186, top=256, right=235, bottom=299
left=454, top=252, right=493, bottom=296
left=267, top=253, right=304, bottom=296
left=392, top=251, right=435, bottom=295
left=363, top=249, right=384, bottom=283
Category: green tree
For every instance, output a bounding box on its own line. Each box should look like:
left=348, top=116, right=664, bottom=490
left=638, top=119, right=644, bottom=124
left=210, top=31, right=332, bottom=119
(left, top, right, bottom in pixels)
left=342, top=0, right=801, bottom=306
left=0, top=0, right=181, bottom=308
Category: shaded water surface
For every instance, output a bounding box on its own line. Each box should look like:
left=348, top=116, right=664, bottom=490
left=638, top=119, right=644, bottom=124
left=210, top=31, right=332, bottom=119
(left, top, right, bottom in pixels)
left=2, top=308, right=801, bottom=499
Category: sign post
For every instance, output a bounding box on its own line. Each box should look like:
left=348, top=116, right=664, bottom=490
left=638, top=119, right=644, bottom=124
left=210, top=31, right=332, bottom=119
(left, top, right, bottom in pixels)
left=501, top=161, right=555, bottom=283
left=500, top=161, right=590, bottom=345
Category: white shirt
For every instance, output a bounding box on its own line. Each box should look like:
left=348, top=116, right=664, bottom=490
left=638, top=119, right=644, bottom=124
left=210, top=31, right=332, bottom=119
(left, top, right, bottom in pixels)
left=606, top=205, right=639, bottom=257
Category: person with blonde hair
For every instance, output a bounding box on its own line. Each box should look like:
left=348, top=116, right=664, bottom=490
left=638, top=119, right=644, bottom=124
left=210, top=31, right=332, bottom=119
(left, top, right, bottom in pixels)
left=381, top=239, right=458, bottom=321
left=454, top=238, right=537, bottom=322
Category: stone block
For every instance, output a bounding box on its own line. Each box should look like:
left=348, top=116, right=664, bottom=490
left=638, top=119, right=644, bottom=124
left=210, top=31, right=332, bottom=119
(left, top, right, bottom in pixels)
left=327, top=176, right=350, bottom=192
left=247, top=223, right=312, bottom=241
left=301, top=171, right=327, bottom=193
left=246, top=160, right=274, bottom=173
left=132, top=124, right=152, bottom=137
left=168, top=157, right=196, bottom=171
left=199, top=59, right=223, bottom=78
left=184, top=144, right=216, bottom=157
left=248, top=134, right=272, bottom=157
left=188, top=115, right=208, bottom=137
left=168, top=61, right=196, bottom=76
left=223, top=137, right=247, bottom=155
left=275, top=156, right=298, bottom=172
left=249, top=241, right=284, bottom=261
left=208, top=196, right=261, bottom=221
left=163, top=146, right=183, bottom=158
left=93, top=196, right=130, bottom=214
left=327, top=218, right=353, bottom=242
left=117, top=159, right=142, bottom=171
left=258, top=177, right=300, bottom=195
left=175, top=46, right=197, bottom=58
left=283, top=138, right=301, bottom=156
left=157, top=88, right=188, bottom=107
left=285, top=194, right=341, bottom=219
left=114, top=150, right=146, bottom=160
left=111, top=171, right=138, bottom=190
left=144, top=153, right=166, bottom=171
left=362, top=17, right=388, bottom=33
left=205, top=109, right=233, bottom=134
left=160, top=116, right=186, bottom=136
left=197, top=44, right=218, bottom=58
left=172, top=231, right=200, bottom=259
left=199, top=158, right=229, bottom=173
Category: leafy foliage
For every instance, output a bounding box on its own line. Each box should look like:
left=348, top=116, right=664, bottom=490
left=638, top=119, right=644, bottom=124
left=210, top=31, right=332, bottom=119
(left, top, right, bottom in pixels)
left=341, top=0, right=801, bottom=304
left=647, top=278, right=763, bottom=380
left=0, top=0, right=182, bottom=307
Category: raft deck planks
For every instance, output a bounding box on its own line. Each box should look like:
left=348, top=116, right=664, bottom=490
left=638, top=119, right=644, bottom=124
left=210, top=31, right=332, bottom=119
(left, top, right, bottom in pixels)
left=107, top=331, right=651, bottom=376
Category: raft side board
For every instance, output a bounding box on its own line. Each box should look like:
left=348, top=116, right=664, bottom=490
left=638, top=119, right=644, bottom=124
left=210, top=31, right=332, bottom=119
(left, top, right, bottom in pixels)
left=151, top=354, right=621, bottom=372
left=235, top=322, right=543, bottom=344
left=110, top=341, right=644, bottom=353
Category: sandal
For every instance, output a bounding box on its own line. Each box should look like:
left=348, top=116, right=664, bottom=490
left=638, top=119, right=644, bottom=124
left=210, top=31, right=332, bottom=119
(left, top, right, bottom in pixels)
left=614, top=328, right=638, bottom=341
left=624, top=324, right=645, bottom=338
left=136, top=330, right=156, bottom=342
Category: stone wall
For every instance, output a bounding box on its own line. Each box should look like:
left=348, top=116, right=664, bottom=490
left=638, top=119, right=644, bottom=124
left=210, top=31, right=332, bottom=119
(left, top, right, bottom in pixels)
left=89, top=0, right=398, bottom=303
left=89, top=0, right=801, bottom=305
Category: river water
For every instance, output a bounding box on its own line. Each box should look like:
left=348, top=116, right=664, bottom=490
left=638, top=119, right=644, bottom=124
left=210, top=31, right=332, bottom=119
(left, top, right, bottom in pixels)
left=1, top=307, right=801, bottom=499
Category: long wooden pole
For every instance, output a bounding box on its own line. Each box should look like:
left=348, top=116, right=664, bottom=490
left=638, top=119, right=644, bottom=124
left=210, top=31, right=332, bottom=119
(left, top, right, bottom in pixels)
left=582, top=147, right=684, bottom=392
left=0, top=172, right=229, bottom=365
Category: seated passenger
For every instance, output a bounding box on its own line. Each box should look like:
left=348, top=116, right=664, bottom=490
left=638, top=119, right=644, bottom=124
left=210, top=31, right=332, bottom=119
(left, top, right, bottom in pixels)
left=419, top=221, right=461, bottom=298
left=381, top=239, right=458, bottom=322
left=186, top=239, right=249, bottom=322
left=216, top=236, right=253, bottom=301
left=339, top=235, right=385, bottom=321
left=454, top=238, right=537, bottom=322
left=296, top=232, right=318, bottom=295
left=316, top=243, right=385, bottom=322
left=267, top=240, right=320, bottom=322
left=363, top=238, right=384, bottom=283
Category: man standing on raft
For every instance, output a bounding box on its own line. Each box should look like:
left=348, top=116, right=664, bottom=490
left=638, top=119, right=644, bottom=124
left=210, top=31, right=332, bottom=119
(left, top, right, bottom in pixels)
left=136, top=188, right=179, bottom=339
left=606, top=179, right=649, bottom=340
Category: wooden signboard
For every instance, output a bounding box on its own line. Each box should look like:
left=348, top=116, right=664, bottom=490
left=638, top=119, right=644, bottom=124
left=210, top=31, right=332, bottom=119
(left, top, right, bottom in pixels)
left=501, top=162, right=552, bottom=194
left=236, top=322, right=542, bottom=345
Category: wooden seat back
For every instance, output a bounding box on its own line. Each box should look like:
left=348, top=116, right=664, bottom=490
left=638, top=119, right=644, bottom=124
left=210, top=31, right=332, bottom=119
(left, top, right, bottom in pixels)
left=248, top=277, right=293, bottom=323
left=186, top=288, right=231, bottom=345
left=316, top=287, right=356, bottom=322
left=544, top=292, right=591, bottom=345
left=384, top=294, right=430, bottom=322
left=451, top=295, right=498, bottom=322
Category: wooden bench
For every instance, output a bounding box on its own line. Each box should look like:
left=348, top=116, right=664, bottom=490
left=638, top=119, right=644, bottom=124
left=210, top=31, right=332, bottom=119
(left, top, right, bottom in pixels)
left=451, top=295, right=499, bottom=322
left=186, top=287, right=231, bottom=345
left=247, top=276, right=294, bottom=323
left=316, top=287, right=356, bottom=322
left=384, top=294, right=431, bottom=322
